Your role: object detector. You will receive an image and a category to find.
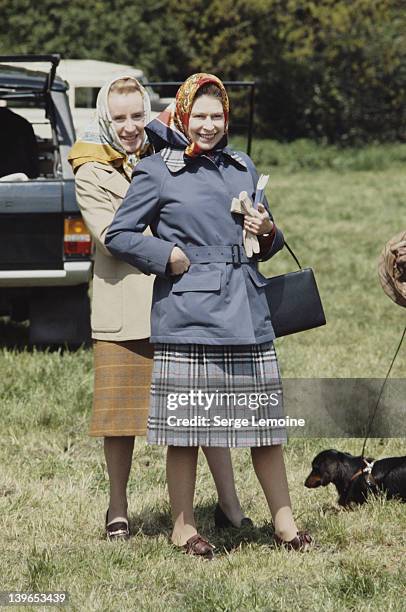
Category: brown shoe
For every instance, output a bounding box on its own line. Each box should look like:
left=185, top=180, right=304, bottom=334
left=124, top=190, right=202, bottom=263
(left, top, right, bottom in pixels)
left=274, top=530, right=313, bottom=551
left=183, top=533, right=215, bottom=560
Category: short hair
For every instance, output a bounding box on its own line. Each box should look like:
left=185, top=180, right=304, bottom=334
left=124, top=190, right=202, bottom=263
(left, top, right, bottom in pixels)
left=109, top=78, right=142, bottom=96
left=195, top=83, right=223, bottom=100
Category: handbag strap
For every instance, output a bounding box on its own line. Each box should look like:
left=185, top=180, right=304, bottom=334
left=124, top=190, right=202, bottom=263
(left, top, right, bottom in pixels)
left=245, top=160, right=303, bottom=270
left=284, top=241, right=302, bottom=269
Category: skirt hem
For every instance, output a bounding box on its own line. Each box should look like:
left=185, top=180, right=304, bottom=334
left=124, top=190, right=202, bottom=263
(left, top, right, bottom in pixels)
left=146, top=438, right=287, bottom=448
left=89, top=429, right=147, bottom=437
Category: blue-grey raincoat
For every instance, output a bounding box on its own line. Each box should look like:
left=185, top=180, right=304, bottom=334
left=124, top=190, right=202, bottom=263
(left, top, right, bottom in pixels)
left=105, top=147, right=284, bottom=345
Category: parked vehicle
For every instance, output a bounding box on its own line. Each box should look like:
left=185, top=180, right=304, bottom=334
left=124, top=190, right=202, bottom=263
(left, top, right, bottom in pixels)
left=0, top=54, right=92, bottom=345
left=2, top=58, right=169, bottom=136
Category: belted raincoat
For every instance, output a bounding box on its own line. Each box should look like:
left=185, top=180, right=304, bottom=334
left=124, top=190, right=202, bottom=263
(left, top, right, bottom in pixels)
left=105, top=147, right=284, bottom=345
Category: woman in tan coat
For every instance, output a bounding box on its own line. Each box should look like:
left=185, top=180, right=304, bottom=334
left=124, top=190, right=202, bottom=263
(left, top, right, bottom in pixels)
left=69, top=76, right=250, bottom=541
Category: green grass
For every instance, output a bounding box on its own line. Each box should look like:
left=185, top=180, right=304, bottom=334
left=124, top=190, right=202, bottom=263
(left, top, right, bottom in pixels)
left=1, top=142, right=405, bottom=611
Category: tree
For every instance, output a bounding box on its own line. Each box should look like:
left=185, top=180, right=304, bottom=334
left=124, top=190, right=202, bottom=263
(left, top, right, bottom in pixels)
left=255, top=0, right=406, bottom=141
left=1, top=0, right=405, bottom=142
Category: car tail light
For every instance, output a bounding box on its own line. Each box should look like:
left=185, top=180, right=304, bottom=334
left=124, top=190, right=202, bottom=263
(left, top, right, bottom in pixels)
left=64, top=216, right=92, bottom=256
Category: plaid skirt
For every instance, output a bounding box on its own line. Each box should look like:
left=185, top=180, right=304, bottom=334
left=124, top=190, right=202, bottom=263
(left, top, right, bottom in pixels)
left=147, top=342, right=287, bottom=447
left=90, top=339, right=154, bottom=437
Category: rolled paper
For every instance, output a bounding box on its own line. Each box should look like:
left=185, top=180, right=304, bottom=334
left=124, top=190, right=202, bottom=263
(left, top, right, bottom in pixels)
left=254, top=174, right=269, bottom=209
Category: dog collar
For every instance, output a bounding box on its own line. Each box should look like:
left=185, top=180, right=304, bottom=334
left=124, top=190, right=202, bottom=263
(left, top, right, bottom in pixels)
left=351, top=458, right=376, bottom=487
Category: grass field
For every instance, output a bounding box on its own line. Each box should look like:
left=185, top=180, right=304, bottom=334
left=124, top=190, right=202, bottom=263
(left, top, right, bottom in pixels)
left=1, top=141, right=405, bottom=611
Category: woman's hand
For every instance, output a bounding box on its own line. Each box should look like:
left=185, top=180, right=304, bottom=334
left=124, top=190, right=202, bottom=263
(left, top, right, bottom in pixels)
left=168, top=246, right=191, bottom=275
left=243, top=203, right=274, bottom=235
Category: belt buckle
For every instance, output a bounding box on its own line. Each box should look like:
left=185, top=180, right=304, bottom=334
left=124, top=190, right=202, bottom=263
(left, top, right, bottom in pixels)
left=231, top=244, right=241, bottom=266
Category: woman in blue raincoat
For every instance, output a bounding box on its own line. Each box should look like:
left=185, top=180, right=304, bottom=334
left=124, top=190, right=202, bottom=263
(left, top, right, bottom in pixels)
left=106, top=73, right=312, bottom=557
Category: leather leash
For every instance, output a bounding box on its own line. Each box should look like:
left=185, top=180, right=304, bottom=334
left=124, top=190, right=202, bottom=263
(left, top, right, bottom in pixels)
left=360, top=324, right=406, bottom=458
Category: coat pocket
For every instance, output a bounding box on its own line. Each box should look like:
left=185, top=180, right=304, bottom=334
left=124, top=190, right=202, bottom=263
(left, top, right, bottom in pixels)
left=161, top=266, right=225, bottom=334
left=91, top=276, right=123, bottom=333
left=172, top=270, right=222, bottom=293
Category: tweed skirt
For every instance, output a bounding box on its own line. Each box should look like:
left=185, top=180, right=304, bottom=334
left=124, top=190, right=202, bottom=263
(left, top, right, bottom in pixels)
left=147, top=342, right=287, bottom=447
left=89, top=339, right=154, bottom=437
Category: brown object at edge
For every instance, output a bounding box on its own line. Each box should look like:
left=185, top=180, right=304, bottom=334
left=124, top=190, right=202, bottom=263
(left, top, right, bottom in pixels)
left=378, top=230, right=406, bottom=308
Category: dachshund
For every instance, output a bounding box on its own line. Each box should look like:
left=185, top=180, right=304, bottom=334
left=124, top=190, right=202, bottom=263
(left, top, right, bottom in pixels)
left=304, top=449, right=406, bottom=507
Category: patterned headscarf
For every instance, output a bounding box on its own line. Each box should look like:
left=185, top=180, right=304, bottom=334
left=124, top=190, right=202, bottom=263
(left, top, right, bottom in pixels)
left=68, top=75, right=152, bottom=179
left=145, top=73, right=229, bottom=157
left=175, top=73, right=229, bottom=156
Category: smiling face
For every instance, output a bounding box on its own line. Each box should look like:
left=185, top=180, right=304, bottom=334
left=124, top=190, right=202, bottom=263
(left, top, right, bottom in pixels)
left=108, top=90, right=144, bottom=153
left=187, top=94, right=225, bottom=151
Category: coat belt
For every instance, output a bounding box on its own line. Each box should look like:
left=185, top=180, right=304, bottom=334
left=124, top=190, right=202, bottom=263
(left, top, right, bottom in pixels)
left=183, top=244, right=250, bottom=265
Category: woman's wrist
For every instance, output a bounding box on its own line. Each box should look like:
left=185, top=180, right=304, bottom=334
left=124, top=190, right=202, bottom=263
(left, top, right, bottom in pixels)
left=259, top=222, right=276, bottom=238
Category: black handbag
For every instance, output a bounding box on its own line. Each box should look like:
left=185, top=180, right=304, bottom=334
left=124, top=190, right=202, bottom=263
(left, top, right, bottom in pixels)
left=265, top=242, right=326, bottom=338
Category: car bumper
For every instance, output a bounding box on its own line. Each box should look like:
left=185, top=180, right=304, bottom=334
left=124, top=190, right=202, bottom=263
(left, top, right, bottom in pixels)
left=0, top=261, right=92, bottom=287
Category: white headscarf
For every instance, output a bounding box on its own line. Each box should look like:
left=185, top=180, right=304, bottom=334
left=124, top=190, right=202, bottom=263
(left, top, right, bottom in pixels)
left=69, top=75, right=152, bottom=178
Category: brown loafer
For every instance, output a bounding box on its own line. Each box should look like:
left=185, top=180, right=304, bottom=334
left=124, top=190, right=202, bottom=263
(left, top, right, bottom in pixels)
left=274, top=530, right=313, bottom=551
left=183, top=533, right=215, bottom=560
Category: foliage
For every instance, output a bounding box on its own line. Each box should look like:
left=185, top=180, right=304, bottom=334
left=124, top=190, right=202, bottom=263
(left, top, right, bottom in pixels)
left=256, top=0, right=406, bottom=142
left=0, top=0, right=185, bottom=78
left=231, top=137, right=406, bottom=173
left=0, top=0, right=405, bottom=142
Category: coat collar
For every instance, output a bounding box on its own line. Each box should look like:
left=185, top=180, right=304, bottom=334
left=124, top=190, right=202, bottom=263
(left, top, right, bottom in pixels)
left=160, top=146, right=247, bottom=173
left=92, top=162, right=130, bottom=198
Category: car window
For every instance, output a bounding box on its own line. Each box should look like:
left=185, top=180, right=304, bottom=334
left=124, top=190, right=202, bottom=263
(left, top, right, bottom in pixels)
left=74, top=87, right=100, bottom=109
